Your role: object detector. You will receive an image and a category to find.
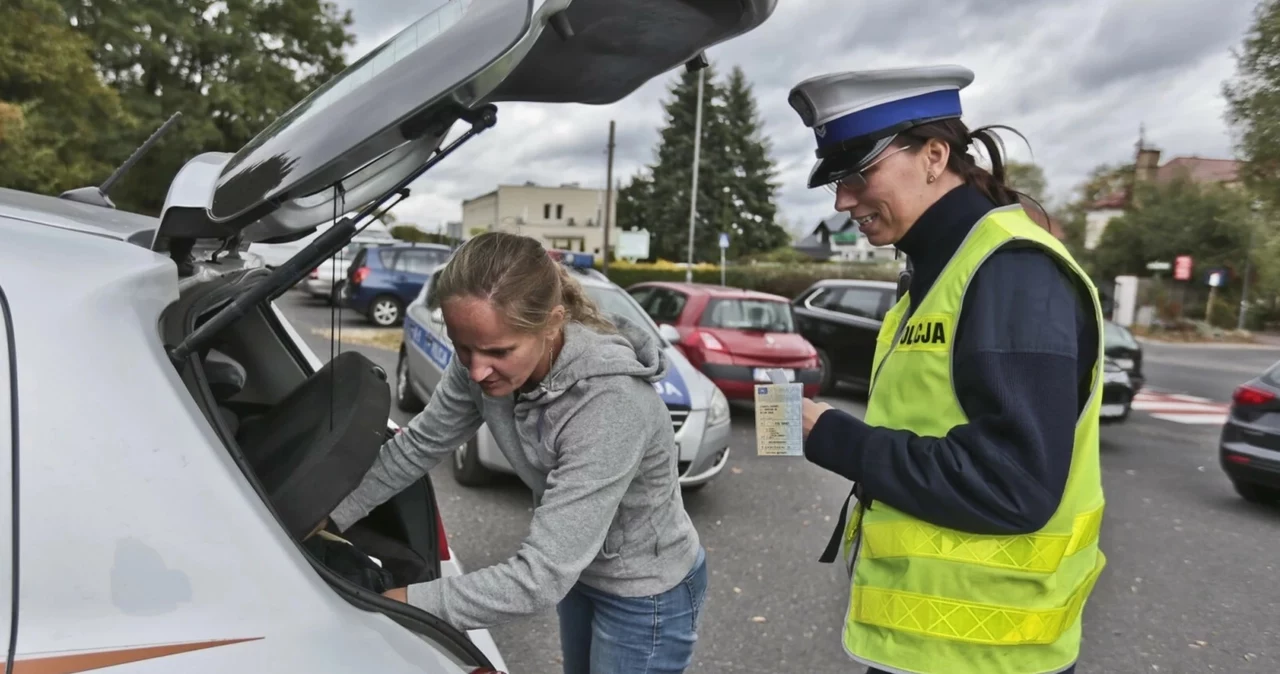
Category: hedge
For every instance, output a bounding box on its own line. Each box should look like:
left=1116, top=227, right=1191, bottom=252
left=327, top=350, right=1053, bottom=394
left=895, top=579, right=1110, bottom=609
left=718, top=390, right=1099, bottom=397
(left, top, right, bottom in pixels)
left=598, top=262, right=902, bottom=300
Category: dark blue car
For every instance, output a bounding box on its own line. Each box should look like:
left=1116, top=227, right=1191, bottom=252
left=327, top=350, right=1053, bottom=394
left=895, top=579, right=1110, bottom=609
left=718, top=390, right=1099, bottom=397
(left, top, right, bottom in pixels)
left=343, top=243, right=452, bottom=326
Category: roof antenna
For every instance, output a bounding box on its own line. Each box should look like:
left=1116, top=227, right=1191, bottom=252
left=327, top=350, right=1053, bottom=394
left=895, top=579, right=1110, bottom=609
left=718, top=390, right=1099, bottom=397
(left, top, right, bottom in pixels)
left=60, top=112, right=183, bottom=209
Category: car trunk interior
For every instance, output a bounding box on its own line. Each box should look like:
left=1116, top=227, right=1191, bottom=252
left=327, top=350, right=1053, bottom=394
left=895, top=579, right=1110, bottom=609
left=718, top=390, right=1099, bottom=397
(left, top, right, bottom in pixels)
left=159, top=267, right=492, bottom=668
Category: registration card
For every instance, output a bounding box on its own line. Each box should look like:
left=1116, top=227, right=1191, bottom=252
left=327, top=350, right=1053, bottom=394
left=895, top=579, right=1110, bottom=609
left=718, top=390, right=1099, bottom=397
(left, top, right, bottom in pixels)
left=754, top=369, right=804, bottom=456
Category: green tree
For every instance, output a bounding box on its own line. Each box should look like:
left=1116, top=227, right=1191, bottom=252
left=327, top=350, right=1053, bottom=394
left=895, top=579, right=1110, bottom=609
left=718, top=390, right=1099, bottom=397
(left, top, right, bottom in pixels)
left=1056, top=163, right=1134, bottom=262
left=718, top=66, right=791, bottom=256
left=617, top=63, right=786, bottom=262
left=1004, top=160, right=1048, bottom=203
left=1089, top=177, right=1254, bottom=283
left=1225, top=0, right=1280, bottom=206
left=0, top=0, right=132, bottom=196
left=56, top=0, right=355, bottom=214
left=617, top=63, right=727, bottom=262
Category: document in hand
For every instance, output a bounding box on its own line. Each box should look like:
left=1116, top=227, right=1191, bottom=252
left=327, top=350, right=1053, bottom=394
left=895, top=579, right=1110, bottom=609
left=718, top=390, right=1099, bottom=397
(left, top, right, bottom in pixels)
left=754, top=368, right=804, bottom=456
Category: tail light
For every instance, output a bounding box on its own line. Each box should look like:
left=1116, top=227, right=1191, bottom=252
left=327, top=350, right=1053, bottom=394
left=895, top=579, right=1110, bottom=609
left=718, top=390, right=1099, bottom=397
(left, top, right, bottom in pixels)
left=436, top=509, right=451, bottom=561
left=690, top=330, right=725, bottom=352
left=1232, top=384, right=1275, bottom=407
left=352, top=266, right=371, bottom=285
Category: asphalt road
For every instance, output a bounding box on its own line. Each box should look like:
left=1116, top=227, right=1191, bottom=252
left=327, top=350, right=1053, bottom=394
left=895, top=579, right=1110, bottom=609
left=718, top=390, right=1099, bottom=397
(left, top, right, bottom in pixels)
left=1138, top=339, right=1280, bottom=401
left=278, top=291, right=1280, bottom=674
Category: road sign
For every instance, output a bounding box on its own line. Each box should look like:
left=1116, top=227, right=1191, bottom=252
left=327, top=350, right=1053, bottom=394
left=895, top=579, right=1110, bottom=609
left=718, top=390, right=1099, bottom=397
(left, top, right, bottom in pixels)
left=718, top=232, right=730, bottom=249
left=1174, top=255, right=1193, bottom=281
left=616, top=230, right=651, bottom=260
left=1146, top=261, right=1171, bottom=271
left=1206, top=268, right=1228, bottom=287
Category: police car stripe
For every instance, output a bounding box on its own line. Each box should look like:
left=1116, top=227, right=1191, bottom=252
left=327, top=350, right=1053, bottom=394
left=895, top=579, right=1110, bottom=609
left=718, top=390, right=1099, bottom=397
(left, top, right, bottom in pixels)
left=406, top=316, right=452, bottom=370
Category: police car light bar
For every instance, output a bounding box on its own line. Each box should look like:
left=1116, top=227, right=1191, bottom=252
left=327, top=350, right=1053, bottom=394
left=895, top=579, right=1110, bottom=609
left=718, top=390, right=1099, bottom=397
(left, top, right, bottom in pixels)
left=547, top=249, right=595, bottom=269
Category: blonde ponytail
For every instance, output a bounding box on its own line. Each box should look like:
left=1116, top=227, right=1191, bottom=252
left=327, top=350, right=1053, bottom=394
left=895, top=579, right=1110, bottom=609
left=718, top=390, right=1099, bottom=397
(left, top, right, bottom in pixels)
left=554, top=264, right=617, bottom=334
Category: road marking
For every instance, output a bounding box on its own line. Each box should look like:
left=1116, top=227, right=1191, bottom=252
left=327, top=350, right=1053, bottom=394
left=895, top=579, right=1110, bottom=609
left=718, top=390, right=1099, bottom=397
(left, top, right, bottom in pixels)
left=1132, top=391, right=1229, bottom=425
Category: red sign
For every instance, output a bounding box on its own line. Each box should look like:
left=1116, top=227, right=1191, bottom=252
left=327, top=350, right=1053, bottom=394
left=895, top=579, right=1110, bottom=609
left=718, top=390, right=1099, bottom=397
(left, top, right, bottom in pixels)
left=1174, top=255, right=1193, bottom=281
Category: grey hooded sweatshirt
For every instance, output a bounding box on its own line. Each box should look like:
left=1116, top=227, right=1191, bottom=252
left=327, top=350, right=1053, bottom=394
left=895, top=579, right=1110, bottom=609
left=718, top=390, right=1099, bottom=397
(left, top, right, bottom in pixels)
left=329, top=314, right=702, bottom=631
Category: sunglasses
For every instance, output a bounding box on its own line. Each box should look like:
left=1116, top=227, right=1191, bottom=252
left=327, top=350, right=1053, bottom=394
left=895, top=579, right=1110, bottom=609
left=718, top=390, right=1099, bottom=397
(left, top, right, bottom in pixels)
left=823, top=141, right=910, bottom=195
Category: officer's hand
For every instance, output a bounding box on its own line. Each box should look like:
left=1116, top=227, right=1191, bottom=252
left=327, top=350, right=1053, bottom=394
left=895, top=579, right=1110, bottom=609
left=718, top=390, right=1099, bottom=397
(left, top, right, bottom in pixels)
left=383, top=587, right=408, bottom=603
left=802, top=398, right=833, bottom=440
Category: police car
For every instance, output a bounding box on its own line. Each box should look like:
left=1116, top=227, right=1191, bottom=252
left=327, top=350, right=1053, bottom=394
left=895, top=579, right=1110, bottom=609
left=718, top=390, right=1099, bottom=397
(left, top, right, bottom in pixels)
left=0, top=0, right=774, bottom=670
left=396, top=250, right=733, bottom=491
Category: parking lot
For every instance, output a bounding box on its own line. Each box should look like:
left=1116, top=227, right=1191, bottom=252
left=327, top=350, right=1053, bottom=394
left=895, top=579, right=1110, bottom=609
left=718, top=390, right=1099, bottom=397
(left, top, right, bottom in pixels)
left=281, top=291, right=1280, bottom=674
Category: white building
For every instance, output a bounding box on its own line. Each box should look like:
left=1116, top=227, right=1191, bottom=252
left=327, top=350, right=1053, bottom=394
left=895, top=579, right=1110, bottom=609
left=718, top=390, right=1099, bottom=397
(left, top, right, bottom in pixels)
left=460, top=182, right=618, bottom=255
left=793, top=212, right=897, bottom=262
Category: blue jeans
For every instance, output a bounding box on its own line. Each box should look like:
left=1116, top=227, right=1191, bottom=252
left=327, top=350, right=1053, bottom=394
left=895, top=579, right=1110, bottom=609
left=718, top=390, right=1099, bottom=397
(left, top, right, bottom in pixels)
left=557, top=547, right=708, bottom=674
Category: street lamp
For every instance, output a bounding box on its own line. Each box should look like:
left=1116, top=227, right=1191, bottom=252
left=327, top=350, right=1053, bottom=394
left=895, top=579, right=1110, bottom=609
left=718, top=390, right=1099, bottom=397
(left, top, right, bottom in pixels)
left=685, top=66, right=704, bottom=283
left=1239, top=199, right=1263, bottom=331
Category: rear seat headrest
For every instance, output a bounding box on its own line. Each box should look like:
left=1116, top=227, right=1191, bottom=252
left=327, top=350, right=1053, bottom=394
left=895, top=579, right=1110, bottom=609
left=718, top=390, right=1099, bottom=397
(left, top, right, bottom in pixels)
left=204, top=348, right=248, bottom=401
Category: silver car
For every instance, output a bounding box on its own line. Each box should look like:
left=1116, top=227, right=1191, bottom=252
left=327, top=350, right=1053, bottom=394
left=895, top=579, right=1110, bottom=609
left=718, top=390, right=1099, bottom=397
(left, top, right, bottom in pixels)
left=395, top=251, right=733, bottom=491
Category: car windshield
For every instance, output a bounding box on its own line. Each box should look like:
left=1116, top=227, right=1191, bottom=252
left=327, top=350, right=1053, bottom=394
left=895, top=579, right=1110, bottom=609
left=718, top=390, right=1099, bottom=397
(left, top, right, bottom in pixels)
left=701, top=298, right=795, bottom=332
left=583, top=285, right=660, bottom=339
left=1104, top=320, right=1139, bottom=350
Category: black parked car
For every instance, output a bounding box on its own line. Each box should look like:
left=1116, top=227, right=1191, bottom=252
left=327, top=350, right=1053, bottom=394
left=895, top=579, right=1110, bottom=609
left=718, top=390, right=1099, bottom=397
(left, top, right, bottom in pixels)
left=792, top=279, right=899, bottom=395
left=1219, top=361, right=1280, bottom=504
left=1103, top=319, right=1145, bottom=392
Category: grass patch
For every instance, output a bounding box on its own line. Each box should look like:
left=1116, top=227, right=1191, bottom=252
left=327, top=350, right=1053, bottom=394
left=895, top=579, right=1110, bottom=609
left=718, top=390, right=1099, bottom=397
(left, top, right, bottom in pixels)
left=311, top=327, right=403, bottom=352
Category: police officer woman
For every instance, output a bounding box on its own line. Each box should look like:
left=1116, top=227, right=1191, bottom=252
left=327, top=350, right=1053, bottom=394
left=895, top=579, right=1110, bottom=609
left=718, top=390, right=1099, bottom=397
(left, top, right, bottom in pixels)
left=788, top=65, right=1106, bottom=674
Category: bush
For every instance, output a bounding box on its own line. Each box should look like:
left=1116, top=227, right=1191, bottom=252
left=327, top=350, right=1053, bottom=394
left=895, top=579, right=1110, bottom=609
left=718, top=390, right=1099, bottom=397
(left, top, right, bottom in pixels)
left=600, top=261, right=900, bottom=300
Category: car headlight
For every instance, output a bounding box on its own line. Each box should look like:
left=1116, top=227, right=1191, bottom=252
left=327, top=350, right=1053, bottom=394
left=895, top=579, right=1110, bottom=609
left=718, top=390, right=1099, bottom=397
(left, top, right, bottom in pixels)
left=707, top=387, right=730, bottom=427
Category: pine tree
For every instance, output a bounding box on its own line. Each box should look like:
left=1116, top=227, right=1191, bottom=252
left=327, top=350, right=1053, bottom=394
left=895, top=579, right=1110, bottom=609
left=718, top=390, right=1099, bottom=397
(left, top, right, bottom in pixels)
left=617, top=63, right=755, bottom=263
left=719, top=66, right=790, bottom=257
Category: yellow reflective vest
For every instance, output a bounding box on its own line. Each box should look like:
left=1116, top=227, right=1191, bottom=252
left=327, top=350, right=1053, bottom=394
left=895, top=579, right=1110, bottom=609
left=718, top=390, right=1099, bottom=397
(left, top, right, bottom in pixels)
left=838, top=205, right=1107, bottom=674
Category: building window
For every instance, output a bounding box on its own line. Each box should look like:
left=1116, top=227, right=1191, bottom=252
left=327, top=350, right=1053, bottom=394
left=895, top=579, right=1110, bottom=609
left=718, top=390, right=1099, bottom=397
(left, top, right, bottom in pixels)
left=556, top=204, right=564, bottom=219
left=544, top=204, right=551, bottom=219
left=567, top=217, right=576, bottom=226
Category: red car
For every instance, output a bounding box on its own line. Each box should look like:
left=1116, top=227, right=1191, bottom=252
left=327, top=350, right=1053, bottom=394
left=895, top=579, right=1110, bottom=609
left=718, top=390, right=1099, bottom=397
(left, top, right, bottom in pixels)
left=626, top=282, right=822, bottom=400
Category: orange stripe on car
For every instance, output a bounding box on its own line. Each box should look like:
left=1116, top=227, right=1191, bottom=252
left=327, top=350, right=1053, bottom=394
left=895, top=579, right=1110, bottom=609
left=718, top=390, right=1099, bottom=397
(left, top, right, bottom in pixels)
left=4, top=637, right=262, bottom=674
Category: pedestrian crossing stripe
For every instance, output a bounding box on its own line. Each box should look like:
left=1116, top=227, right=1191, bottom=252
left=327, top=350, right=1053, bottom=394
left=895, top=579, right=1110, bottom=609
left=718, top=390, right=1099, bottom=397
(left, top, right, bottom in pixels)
left=1131, top=391, right=1229, bottom=425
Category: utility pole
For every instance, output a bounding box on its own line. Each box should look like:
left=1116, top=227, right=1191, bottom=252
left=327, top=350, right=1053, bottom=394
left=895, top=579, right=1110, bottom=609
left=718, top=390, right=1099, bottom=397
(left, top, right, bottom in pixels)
left=1238, top=200, right=1263, bottom=330
left=685, top=66, right=704, bottom=283
left=603, top=120, right=615, bottom=274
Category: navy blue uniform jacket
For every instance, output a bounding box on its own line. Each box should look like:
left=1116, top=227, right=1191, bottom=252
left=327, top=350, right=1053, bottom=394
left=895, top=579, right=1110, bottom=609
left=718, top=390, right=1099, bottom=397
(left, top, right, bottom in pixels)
left=805, top=185, right=1099, bottom=536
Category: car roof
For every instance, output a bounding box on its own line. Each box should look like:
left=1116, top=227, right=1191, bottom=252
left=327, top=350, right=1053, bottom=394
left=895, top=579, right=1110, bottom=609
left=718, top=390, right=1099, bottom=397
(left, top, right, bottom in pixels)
left=809, top=278, right=898, bottom=290
left=0, top=186, right=159, bottom=247
left=632, top=281, right=789, bottom=302
left=561, top=265, right=616, bottom=289
left=384, top=243, right=453, bottom=251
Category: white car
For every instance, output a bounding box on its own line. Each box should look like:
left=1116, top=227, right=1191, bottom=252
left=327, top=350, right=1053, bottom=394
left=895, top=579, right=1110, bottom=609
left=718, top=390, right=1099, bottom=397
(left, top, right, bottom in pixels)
left=396, top=251, right=733, bottom=491
left=0, top=0, right=775, bottom=670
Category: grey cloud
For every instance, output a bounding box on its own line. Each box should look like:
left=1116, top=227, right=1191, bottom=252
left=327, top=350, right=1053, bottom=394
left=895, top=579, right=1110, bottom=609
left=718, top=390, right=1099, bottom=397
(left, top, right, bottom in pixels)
left=331, top=0, right=1249, bottom=232
left=1068, top=0, right=1253, bottom=91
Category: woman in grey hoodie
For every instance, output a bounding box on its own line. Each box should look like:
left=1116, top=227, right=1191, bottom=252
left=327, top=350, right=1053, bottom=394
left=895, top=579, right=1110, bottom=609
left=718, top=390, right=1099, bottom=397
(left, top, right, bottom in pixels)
left=328, top=231, right=707, bottom=674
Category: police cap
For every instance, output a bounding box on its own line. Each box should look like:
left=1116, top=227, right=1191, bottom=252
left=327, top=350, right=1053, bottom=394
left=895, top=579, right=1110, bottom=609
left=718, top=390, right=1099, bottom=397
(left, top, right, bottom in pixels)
left=787, top=65, right=975, bottom=189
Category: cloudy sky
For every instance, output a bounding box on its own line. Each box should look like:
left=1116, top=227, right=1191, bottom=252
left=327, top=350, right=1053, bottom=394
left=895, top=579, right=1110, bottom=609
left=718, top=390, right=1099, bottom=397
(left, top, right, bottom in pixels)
left=331, top=0, right=1260, bottom=236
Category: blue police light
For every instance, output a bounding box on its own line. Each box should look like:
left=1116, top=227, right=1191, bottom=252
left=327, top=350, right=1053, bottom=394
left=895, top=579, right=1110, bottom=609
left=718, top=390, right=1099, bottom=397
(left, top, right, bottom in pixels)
left=547, top=249, right=595, bottom=269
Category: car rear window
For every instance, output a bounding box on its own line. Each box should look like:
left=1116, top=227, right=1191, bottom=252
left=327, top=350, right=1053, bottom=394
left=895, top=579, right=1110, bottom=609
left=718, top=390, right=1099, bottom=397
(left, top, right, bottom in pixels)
left=1103, top=321, right=1139, bottom=350
left=700, top=298, right=794, bottom=332
left=1260, top=361, right=1280, bottom=388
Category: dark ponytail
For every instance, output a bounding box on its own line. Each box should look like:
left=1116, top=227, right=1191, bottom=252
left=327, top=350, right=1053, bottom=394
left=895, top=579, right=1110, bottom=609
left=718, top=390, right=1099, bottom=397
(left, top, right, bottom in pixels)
left=897, top=120, right=1050, bottom=228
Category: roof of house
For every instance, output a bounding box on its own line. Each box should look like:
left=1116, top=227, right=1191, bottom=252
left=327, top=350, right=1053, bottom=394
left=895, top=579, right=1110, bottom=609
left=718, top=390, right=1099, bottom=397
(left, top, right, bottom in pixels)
left=1155, top=157, right=1241, bottom=184
left=1087, top=155, right=1242, bottom=210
